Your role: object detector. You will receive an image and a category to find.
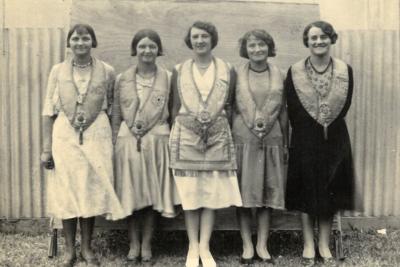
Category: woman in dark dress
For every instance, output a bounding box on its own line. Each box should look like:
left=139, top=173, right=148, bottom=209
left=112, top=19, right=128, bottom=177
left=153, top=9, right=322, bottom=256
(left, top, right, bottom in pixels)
left=285, top=21, right=355, bottom=266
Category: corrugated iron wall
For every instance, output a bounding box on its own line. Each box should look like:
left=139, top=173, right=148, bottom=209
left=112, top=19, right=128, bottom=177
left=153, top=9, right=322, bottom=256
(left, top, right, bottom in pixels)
left=333, top=30, right=400, bottom=216
left=0, top=28, right=66, bottom=218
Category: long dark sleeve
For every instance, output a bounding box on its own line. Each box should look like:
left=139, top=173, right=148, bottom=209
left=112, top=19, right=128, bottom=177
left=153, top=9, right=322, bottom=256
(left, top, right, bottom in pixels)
left=168, top=68, right=181, bottom=128
left=225, top=68, right=236, bottom=126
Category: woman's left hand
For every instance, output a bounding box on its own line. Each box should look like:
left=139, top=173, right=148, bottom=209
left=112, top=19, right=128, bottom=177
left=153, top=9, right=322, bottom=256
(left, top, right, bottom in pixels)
left=283, top=147, right=289, bottom=164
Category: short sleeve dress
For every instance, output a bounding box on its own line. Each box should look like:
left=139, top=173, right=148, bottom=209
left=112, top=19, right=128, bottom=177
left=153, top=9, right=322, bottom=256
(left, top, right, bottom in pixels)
left=112, top=65, right=181, bottom=218
left=169, top=58, right=243, bottom=210
left=285, top=57, right=355, bottom=216
left=232, top=62, right=286, bottom=209
left=42, top=58, right=124, bottom=220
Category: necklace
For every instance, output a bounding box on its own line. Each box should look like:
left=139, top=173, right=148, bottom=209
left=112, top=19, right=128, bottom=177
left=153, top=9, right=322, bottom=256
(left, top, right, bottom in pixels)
left=73, top=58, right=93, bottom=69
left=308, top=57, right=332, bottom=74
left=249, top=65, right=269, bottom=73
left=195, top=61, right=212, bottom=69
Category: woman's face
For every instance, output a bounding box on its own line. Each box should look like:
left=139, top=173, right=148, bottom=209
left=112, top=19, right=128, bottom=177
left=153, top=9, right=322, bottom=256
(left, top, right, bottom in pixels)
left=190, top=27, right=212, bottom=56
left=246, top=35, right=269, bottom=63
left=136, top=37, right=159, bottom=64
left=69, top=30, right=93, bottom=56
left=307, top=26, right=332, bottom=56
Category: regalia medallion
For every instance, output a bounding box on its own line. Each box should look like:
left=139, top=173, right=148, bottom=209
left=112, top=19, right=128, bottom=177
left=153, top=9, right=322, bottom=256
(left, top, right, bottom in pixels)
left=75, top=112, right=87, bottom=126
left=133, top=120, right=146, bottom=132
left=254, top=118, right=266, bottom=132
left=197, top=110, right=212, bottom=124
left=319, top=102, right=331, bottom=121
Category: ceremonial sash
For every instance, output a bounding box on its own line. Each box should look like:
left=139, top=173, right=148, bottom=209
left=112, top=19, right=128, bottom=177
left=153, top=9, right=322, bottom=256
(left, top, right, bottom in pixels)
left=291, top=58, right=349, bottom=138
left=176, top=57, right=230, bottom=137
left=235, top=62, right=283, bottom=139
left=118, top=65, right=169, bottom=150
left=58, top=57, right=107, bottom=136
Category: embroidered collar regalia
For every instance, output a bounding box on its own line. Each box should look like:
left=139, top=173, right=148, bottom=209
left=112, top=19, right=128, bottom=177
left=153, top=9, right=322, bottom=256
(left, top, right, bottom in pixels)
left=235, top=62, right=283, bottom=140
left=57, top=57, right=107, bottom=145
left=291, top=57, right=349, bottom=139
left=118, top=65, right=169, bottom=151
left=176, top=57, right=230, bottom=151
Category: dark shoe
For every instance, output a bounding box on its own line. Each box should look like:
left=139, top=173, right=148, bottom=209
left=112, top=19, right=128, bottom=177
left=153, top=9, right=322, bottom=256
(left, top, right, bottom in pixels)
left=60, top=255, right=76, bottom=267
left=301, top=257, right=315, bottom=267
left=240, top=256, right=254, bottom=265
left=260, top=257, right=275, bottom=265
left=79, top=252, right=100, bottom=266
left=141, top=255, right=153, bottom=265
left=320, top=257, right=337, bottom=267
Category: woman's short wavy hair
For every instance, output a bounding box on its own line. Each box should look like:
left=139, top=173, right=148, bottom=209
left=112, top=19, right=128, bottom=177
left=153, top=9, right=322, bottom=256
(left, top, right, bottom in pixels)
left=184, top=21, right=218, bottom=50
left=303, top=20, right=338, bottom=47
left=67, top=24, right=97, bottom=48
left=239, top=29, right=276, bottom=58
left=131, top=29, right=163, bottom=56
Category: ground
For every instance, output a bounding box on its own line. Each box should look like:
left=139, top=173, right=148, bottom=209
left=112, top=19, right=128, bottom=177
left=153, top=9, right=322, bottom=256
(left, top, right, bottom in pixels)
left=1, top=229, right=400, bottom=266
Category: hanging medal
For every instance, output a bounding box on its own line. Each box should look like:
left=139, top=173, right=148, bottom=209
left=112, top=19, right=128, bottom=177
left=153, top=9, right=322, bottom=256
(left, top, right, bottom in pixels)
left=133, top=120, right=146, bottom=152
left=75, top=111, right=87, bottom=145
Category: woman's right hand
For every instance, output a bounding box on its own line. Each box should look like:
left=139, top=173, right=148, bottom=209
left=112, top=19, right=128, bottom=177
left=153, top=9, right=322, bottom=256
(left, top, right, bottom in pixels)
left=40, top=152, right=54, bottom=169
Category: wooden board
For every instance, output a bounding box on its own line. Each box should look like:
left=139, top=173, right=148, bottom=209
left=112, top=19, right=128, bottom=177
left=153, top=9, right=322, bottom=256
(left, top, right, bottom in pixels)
left=71, top=0, right=319, bottom=74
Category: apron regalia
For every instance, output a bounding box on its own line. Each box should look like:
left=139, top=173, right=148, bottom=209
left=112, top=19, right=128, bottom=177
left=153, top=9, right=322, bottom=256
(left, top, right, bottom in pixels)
left=235, top=62, right=283, bottom=146
left=118, top=65, right=169, bottom=151
left=170, top=57, right=237, bottom=174
left=57, top=57, right=107, bottom=144
left=291, top=57, right=349, bottom=140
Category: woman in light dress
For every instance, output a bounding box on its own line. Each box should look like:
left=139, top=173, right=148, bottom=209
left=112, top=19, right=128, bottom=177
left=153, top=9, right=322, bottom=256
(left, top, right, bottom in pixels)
left=112, top=29, right=180, bottom=264
left=169, top=21, right=243, bottom=267
left=40, top=24, right=124, bottom=267
left=233, top=29, right=288, bottom=265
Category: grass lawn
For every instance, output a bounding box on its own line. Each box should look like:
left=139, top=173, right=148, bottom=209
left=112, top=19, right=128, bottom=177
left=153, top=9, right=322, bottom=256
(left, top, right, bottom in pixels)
left=1, top=229, right=400, bottom=266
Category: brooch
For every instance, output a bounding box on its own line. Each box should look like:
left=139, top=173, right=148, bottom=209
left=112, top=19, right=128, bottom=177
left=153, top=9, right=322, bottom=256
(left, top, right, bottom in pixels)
left=151, top=95, right=165, bottom=107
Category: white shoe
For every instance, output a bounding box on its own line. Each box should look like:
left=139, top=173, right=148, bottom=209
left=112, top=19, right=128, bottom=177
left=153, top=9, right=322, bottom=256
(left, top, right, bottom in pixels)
left=200, top=251, right=217, bottom=267
left=185, top=256, right=199, bottom=267
left=200, top=257, right=217, bottom=267
left=185, top=248, right=199, bottom=267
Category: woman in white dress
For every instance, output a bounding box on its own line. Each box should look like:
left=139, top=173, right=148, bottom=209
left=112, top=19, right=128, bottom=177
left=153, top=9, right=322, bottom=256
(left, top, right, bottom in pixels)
left=40, top=24, right=124, bottom=267
left=169, top=21, right=242, bottom=267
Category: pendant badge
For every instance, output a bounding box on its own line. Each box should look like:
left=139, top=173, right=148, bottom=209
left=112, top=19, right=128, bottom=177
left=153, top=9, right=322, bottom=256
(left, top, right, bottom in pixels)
left=75, top=112, right=87, bottom=145
left=197, top=110, right=212, bottom=124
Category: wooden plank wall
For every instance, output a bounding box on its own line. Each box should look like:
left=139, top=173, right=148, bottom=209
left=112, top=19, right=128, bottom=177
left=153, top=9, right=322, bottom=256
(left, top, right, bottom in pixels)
left=71, top=0, right=319, bottom=73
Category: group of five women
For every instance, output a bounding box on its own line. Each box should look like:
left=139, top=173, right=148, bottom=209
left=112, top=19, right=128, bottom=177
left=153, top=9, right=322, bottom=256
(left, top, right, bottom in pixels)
left=41, top=20, right=355, bottom=267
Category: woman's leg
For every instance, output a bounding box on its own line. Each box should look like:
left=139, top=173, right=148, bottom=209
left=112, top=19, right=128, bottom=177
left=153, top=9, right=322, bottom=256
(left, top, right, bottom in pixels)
left=127, top=212, right=141, bottom=259
left=199, top=208, right=216, bottom=267
left=184, top=210, right=200, bottom=262
left=301, top=213, right=316, bottom=258
left=62, top=218, right=77, bottom=260
left=79, top=217, right=96, bottom=259
left=237, top=207, right=254, bottom=259
left=318, top=214, right=333, bottom=258
left=141, top=207, right=156, bottom=260
left=256, top=207, right=272, bottom=260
